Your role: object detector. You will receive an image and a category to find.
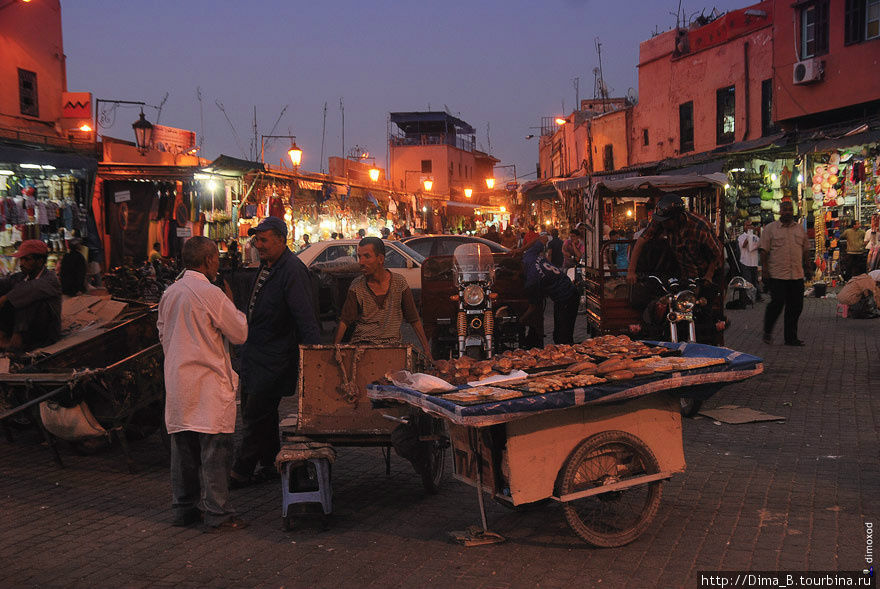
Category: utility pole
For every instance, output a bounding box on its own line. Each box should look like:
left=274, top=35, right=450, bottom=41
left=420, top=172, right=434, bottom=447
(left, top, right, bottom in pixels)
left=252, top=106, right=258, bottom=161
left=320, top=102, right=327, bottom=173
left=573, top=77, right=580, bottom=111
left=339, top=97, right=345, bottom=179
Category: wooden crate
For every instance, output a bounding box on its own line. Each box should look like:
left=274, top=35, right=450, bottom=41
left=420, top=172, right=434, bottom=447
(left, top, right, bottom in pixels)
left=297, top=344, right=414, bottom=435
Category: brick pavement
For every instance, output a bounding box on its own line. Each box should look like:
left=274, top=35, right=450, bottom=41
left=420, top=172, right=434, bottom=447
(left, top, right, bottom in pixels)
left=1, top=295, right=877, bottom=588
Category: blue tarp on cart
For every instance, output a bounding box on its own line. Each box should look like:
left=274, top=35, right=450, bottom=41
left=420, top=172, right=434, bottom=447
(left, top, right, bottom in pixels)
left=367, top=342, right=763, bottom=426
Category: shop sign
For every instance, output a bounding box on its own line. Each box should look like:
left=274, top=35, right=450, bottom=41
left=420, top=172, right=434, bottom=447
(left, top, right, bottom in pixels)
left=62, top=92, right=91, bottom=118
left=299, top=180, right=323, bottom=191
left=176, top=227, right=192, bottom=238
left=151, top=124, right=196, bottom=154
left=114, top=190, right=131, bottom=203
left=506, top=181, right=519, bottom=191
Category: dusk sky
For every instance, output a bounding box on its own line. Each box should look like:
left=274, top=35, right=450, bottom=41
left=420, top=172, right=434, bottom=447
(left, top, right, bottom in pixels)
left=62, top=0, right=749, bottom=182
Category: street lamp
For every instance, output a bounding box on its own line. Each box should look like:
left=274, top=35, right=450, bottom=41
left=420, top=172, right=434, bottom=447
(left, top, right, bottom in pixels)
left=262, top=135, right=302, bottom=168
left=464, top=188, right=473, bottom=198
left=132, top=109, right=154, bottom=154
left=485, top=177, right=495, bottom=189
left=404, top=170, right=432, bottom=193
left=423, top=179, right=433, bottom=192
left=555, top=117, right=567, bottom=126
left=369, top=168, right=380, bottom=182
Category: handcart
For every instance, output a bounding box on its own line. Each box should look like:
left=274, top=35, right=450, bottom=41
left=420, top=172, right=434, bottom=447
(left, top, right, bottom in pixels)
left=367, top=342, right=763, bottom=547
left=279, top=344, right=447, bottom=530
left=0, top=302, right=164, bottom=470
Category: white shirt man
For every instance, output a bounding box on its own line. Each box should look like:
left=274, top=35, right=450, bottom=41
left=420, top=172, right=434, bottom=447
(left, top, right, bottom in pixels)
left=157, top=236, right=248, bottom=532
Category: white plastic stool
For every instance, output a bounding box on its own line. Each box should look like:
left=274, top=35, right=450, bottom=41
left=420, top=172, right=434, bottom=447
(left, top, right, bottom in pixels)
left=280, top=458, right=332, bottom=530
left=836, top=303, right=848, bottom=318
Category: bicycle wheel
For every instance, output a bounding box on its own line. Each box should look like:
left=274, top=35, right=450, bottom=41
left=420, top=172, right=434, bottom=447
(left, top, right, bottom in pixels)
left=558, top=430, right=663, bottom=547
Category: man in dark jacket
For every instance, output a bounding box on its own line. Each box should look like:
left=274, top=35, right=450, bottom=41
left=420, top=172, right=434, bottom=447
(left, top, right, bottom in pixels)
left=0, top=240, right=62, bottom=351
left=522, top=235, right=580, bottom=345
left=231, top=217, right=321, bottom=487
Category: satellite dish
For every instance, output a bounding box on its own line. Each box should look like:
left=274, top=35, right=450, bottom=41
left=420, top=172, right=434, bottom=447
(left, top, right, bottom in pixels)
left=626, top=88, right=638, bottom=104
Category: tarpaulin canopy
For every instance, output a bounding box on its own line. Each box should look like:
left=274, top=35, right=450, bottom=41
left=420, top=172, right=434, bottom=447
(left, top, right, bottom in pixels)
left=0, top=142, right=97, bottom=172
left=521, top=180, right=560, bottom=202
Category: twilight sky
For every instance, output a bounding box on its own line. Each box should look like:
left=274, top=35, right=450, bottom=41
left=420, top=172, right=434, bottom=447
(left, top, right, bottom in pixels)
left=62, top=0, right=749, bottom=182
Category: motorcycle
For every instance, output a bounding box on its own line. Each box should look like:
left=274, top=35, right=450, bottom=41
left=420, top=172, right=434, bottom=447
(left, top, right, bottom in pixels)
left=640, top=275, right=727, bottom=416
left=451, top=243, right=496, bottom=359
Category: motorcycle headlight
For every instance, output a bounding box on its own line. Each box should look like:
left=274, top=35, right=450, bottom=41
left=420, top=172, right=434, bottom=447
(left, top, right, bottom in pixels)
left=462, top=284, right=485, bottom=306
left=673, top=290, right=697, bottom=312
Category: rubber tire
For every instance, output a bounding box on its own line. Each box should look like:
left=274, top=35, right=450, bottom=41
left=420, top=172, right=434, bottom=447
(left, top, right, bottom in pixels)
left=559, top=430, right=663, bottom=547
left=420, top=439, right=446, bottom=494
left=679, top=397, right=703, bottom=418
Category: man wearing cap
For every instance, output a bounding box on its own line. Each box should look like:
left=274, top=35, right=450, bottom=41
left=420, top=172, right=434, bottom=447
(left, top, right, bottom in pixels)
left=230, top=217, right=321, bottom=487
left=626, top=194, right=724, bottom=285
left=0, top=240, right=62, bottom=351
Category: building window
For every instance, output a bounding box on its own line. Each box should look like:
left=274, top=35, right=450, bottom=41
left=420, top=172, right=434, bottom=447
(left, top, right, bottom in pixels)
left=421, top=159, right=432, bottom=173
left=18, top=69, right=38, bottom=118
left=603, top=145, right=614, bottom=171
left=761, top=79, right=778, bottom=137
left=845, top=0, right=880, bottom=44
left=716, top=86, right=735, bottom=145
left=642, top=129, right=649, bottom=146
left=679, top=101, right=694, bottom=153
left=801, top=1, right=829, bottom=58
left=458, top=163, right=462, bottom=177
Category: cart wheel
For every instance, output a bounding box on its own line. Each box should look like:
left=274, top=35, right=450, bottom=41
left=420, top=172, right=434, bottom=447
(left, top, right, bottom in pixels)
left=420, top=439, right=446, bottom=494
left=558, top=430, right=663, bottom=547
left=679, top=397, right=703, bottom=417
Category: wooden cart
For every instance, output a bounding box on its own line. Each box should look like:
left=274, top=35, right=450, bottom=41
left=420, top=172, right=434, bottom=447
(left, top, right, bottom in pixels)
left=292, top=344, right=447, bottom=495
left=0, top=305, right=163, bottom=470
left=367, top=342, right=763, bottom=547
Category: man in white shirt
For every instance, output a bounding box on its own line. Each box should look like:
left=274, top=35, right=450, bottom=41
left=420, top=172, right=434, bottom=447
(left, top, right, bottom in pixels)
left=157, top=236, right=249, bottom=532
left=737, top=221, right=762, bottom=301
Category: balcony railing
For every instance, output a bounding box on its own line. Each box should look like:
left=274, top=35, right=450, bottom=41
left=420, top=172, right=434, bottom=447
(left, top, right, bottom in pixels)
left=389, top=133, right=476, bottom=152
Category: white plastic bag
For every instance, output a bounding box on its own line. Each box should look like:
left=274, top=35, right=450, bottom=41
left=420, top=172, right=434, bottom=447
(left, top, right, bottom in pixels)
left=387, top=370, right=457, bottom=393
left=39, top=401, right=106, bottom=441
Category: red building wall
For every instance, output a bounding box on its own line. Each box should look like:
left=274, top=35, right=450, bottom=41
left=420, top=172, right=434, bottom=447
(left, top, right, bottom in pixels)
left=631, top=2, right=774, bottom=166
left=772, top=0, right=880, bottom=123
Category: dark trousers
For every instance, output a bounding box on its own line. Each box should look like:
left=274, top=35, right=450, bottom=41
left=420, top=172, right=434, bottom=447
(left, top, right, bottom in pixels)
left=232, top=389, right=281, bottom=479
left=845, top=252, right=868, bottom=279
left=740, top=265, right=762, bottom=300
left=170, top=431, right=234, bottom=527
left=553, top=293, right=580, bottom=345
left=763, top=278, right=804, bottom=343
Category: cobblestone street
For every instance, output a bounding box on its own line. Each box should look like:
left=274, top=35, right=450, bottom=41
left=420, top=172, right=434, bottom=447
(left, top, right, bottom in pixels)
left=1, top=296, right=877, bottom=588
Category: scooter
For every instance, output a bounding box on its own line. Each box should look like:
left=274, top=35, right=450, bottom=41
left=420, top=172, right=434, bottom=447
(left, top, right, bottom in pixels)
left=451, top=243, right=496, bottom=359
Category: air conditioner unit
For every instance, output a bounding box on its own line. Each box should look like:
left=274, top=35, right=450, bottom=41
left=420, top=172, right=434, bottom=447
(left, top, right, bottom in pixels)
left=793, top=58, right=824, bottom=85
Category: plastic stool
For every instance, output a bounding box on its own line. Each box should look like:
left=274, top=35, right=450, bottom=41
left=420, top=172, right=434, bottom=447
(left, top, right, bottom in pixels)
left=281, top=458, right=332, bottom=527
left=836, top=303, right=848, bottom=318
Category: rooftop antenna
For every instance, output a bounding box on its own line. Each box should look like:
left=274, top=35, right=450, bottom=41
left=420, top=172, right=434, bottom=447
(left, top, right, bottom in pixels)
left=573, top=77, right=580, bottom=111
left=196, top=87, right=205, bottom=150
left=339, top=97, right=345, bottom=178
left=215, top=99, right=246, bottom=158
left=251, top=106, right=258, bottom=161
left=486, top=121, right=491, bottom=154
left=594, top=38, right=611, bottom=111
left=155, top=92, right=169, bottom=124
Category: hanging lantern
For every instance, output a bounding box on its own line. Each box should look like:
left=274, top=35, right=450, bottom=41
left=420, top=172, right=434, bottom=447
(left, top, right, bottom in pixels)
left=132, top=110, right=153, bottom=153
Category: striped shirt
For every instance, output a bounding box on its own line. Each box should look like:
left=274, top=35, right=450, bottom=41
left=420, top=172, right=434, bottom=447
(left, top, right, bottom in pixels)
left=339, top=272, right=419, bottom=345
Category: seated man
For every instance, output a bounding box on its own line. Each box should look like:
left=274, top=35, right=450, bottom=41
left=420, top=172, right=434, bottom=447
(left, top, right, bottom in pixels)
left=334, top=237, right=432, bottom=360
left=837, top=271, right=880, bottom=319
left=0, top=240, right=63, bottom=351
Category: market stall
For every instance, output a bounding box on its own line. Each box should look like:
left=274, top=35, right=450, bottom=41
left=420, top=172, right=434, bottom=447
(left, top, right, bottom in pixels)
left=367, top=336, right=762, bottom=547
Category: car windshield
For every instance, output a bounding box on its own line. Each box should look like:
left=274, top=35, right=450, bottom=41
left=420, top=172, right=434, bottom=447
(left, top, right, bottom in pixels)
left=390, top=241, right=425, bottom=264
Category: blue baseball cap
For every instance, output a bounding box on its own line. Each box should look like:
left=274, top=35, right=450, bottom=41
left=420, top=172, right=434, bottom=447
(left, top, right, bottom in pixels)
left=248, top=216, right=287, bottom=237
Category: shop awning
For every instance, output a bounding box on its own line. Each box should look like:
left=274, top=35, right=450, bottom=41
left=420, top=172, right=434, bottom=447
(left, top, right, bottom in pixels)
left=0, top=141, right=97, bottom=172
left=521, top=180, right=560, bottom=202
left=203, top=154, right=265, bottom=176
left=591, top=174, right=726, bottom=195
left=797, top=119, right=880, bottom=153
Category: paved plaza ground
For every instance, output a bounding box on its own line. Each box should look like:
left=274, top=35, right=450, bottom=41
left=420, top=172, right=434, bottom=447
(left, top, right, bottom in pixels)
left=1, top=295, right=877, bottom=588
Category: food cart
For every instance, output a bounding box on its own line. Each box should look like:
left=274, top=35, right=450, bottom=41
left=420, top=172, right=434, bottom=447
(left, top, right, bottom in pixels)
left=0, top=300, right=163, bottom=471
left=577, top=174, right=728, bottom=337
left=367, top=339, right=762, bottom=547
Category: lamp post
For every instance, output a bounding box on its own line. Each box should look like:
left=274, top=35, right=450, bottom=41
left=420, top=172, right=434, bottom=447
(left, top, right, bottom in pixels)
left=261, top=135, right=302, bottom=168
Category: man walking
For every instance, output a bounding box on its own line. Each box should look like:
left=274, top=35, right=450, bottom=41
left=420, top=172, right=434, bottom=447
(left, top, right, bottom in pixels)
left=760, top=200, right=810, bottom=346
left=231, top=217, right=321, bottom=487
left=157, top=237, right=248, bottom=532
left=523, top=233, right=580, bottom=344
left=737, top=221, right=762, bottom=302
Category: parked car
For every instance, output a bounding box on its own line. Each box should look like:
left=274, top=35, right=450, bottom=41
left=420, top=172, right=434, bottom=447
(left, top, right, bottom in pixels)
left=297, top=239, right=426, bottom=318
left=401, top=234, right=509, bottom=258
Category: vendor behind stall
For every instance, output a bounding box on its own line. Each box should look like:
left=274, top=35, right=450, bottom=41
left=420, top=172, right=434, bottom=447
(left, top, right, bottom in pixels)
left=0, top=240, right=62, bottom=351
left=334, top=237, right=433, bottom=361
